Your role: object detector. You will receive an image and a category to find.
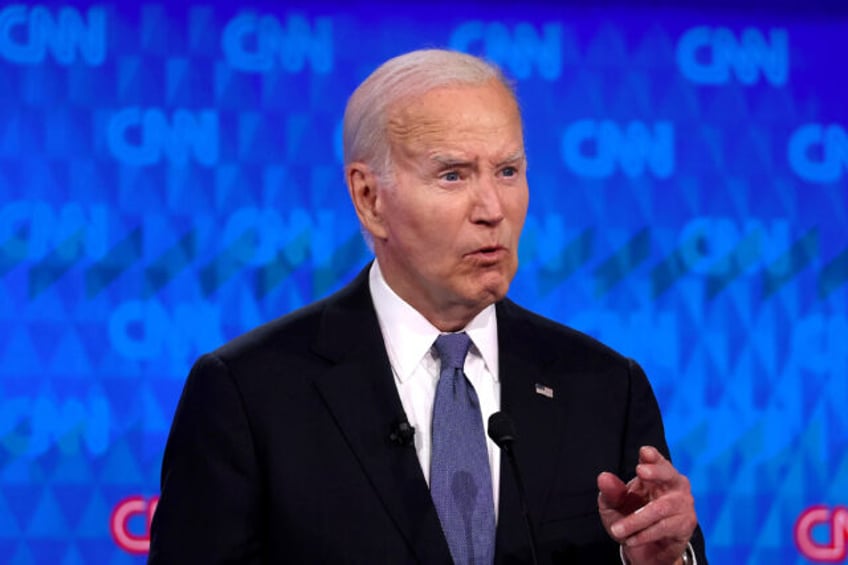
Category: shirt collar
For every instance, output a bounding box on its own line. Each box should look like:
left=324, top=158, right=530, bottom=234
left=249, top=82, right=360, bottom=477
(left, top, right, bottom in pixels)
left=369, top=260, right=499, bottom=383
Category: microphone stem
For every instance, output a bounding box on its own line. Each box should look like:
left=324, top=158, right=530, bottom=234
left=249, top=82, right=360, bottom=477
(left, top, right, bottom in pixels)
left=504, top=445, right=539, bottom=565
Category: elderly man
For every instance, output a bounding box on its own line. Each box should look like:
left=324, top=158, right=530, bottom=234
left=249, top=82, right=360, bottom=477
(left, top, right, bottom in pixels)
left=149, top=49, right=706, bottom=564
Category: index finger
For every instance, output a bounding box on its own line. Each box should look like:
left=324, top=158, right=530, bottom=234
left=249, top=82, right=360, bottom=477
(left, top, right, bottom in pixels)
left=637, top=445, right=666, bottom=465
left=635, top=447, right=683, bottom=486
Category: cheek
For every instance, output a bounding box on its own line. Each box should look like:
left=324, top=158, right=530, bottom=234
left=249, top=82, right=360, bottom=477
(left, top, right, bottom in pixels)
left=399, top=201, right=464, bottom=241
left=387, top=204, right=452, bottom=254
left=506, top=190, right=529, bottom=225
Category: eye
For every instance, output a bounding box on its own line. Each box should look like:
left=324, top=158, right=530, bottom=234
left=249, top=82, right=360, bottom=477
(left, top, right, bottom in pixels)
left=501, top=166, right=518, bottom=177
left=442, top=171, right=461, bottom=182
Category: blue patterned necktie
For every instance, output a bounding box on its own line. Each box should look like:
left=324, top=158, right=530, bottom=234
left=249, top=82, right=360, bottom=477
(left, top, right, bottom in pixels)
left=431, top=332, right=496, bottom=565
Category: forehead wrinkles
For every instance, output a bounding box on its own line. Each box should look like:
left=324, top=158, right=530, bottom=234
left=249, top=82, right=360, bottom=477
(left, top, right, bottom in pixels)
left=386, top=109, right=446, bottom=152
left=386, top=98, right=521, bottom=162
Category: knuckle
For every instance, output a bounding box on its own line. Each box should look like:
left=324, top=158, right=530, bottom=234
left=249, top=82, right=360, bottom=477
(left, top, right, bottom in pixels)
left=662, top=517, right=677, bottom=538
left=653, top=498, right=671, bottom=517
left=685, top=513, right=698, bottom=533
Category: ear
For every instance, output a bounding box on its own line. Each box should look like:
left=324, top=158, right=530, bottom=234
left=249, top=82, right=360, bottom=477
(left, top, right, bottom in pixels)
left=346, top=162, right=388, bottom=241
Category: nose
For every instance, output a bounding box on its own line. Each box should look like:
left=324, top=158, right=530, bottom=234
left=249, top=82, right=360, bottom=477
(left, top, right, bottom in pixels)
left=470, top=177, right=505, bottom=226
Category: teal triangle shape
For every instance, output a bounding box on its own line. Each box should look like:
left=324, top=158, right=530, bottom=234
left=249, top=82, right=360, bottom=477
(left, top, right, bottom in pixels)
left=0, top=490, right=21, bottom=537
left=59, top=544, right=84, bottom=565
left=117, top=56, right=142, bottom=100
left=710, top=488, right=735, bottom=545
left=23, top=284, right=69, bottom=322
left=75, top=489, right=110, bottom=537
left=0, top=327, right=42, bottom=375
left=238, top=285, right=263, bottom=330
left=150, top=380, right=182, bottom=429
left=166, top=58, right=189, bottom=104
left=0, top=540, right=18, bottom=559
left=98, top=439, right=143, bottom=485
left=53, top=485, right=94, bottom=532
left=585, top=23, right=628, bottom=66
left=9, top=542, right=33, bottom=564
left=141, top=385, right=169, bottom=433
left=0, top=114, right=21, bottom=154
left=26, top=487, right=70, bottom=536
left=50, top=452, right=94, bottom=484
left=188, top=6, right=217, bottom=53
left=48, top=329, right=92, bottom=375
left=25, top=322, right=66, bottom=371
left=632, top=24, right=675, bottom=69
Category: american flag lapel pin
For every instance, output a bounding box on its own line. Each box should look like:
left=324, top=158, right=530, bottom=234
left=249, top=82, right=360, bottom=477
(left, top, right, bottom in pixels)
left=534, top=383, right=554, bottom=399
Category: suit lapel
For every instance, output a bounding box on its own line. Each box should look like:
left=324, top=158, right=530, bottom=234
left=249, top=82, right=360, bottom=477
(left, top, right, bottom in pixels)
left=310, top=268, right=452, bottom=564
left=495, top=299, right=561, bottom=562
left=308, top=272, right=567, bottom=562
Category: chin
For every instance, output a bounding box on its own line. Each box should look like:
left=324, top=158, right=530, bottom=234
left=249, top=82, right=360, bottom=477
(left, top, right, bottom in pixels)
left=473, top=277, right=511, bottom=304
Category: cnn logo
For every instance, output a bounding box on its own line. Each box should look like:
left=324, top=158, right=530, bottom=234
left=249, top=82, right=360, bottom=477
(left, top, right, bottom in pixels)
left=795, top=505, right=848, bottom=562
left=110, top=495, right=159, bottom=554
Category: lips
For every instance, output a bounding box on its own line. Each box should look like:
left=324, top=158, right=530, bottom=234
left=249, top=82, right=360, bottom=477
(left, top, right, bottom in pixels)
left=466, top=245, right=508, bottom=263
left=468, top=244, right=504, bottom=253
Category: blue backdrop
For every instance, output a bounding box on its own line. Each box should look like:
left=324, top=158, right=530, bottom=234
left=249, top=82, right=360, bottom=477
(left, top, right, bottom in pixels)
left=1, top=1, right=847, bottom=563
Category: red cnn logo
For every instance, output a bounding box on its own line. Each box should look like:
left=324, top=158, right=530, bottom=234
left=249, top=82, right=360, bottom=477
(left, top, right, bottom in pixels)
left=110, top=495, right=159, bottom=554
left=795, top=505, right=848, bottom=562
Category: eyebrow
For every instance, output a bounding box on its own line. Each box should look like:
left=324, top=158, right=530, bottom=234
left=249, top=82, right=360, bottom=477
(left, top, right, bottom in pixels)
left=497, top=151, right=526, bottom=166
left=429, top=150, right=526, bottom=168
left=430, top=154, right=474, bottom=168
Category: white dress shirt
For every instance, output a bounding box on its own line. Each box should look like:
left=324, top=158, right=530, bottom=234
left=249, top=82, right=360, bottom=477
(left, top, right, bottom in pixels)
left=369, top=260, right=502, bottom=516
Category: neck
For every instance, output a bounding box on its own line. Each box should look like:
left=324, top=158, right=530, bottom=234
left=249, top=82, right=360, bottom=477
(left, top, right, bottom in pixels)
left=375, top=259, right=488, bottom=333
left=427, top=309, right=479, bottom=333
left=401, top=291, right=486, bottom=333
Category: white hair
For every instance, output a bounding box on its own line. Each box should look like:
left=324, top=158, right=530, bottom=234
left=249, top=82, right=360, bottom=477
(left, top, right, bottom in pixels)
left=342, top=49, right=518, bottom=182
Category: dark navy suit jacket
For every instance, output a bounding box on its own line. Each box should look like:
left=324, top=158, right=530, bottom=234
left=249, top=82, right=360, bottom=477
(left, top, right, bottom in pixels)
left=149, top=266, right=707, bottom=564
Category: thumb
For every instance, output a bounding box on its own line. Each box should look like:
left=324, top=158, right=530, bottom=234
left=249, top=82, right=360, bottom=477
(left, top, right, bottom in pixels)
left=597, top=471, right=627, bottom=509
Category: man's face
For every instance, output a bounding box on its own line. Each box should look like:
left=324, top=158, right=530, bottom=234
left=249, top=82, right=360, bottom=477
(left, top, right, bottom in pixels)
left=365, top=80, right=529, bottom=330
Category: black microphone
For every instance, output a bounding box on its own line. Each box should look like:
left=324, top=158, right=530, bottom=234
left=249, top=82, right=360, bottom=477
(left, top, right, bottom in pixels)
left=488, top=412, right=539, bottom=565
left=389, top=420, right=415, bottom=447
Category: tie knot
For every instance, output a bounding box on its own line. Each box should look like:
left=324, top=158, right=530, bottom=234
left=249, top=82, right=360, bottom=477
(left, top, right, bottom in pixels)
left=434, top=332, right=471, bottom=372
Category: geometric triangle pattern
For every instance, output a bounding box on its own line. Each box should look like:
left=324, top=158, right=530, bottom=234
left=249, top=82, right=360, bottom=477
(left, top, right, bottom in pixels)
left=1, top=3, right=847, bottom=564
